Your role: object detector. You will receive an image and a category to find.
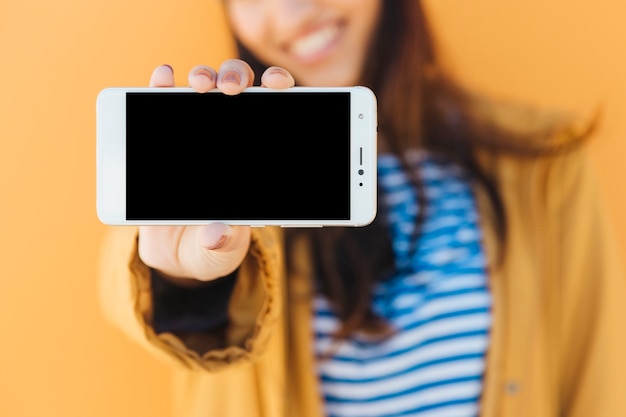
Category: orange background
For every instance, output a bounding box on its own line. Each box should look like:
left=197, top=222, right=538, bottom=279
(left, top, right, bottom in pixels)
left=0, top=0, right=624, bottom=416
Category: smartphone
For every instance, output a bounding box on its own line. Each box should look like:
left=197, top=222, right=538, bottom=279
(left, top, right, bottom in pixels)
left=96, top=86, right=377, bottom=227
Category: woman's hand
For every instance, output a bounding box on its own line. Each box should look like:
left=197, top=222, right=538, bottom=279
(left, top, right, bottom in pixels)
left=138, top=60, right=295, bottom=284
left=150, top=60, right=295, bottom=94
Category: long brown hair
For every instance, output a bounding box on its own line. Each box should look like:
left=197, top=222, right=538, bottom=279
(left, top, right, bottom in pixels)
left=233, top=0, right=595, bottom=340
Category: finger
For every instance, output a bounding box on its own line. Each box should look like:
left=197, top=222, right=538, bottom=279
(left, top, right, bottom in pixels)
left=189, top=223, right=252, bottom=280
left=197, top=222, right=233, bottom=250
left=137, top=225, right=184, bottom=272
left=150, top=64, right=175, bottom=87
left=188, top=65, right=217, bottom=93
left=216, top=59, right=255, bottom=96
left=138, top=224, right=251, bottom=282
left=260, top=66, right=295, bottom=89
left=197, top=223, right=251, bottom=253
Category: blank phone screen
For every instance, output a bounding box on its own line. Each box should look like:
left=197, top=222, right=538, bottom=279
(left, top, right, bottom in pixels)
left=125, top=91, right=351, bottom=220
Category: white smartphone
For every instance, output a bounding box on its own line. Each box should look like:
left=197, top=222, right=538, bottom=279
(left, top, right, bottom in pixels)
left=96, top=86, right=378, bottom=227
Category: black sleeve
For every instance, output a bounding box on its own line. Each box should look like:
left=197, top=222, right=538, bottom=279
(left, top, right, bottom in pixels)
left=150, top=270, right=238, bottom=334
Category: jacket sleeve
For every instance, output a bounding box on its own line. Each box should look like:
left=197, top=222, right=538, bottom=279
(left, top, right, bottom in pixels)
left=97, top=225, right=285, bottom=372
left=550, top=147, right=626, bottom=416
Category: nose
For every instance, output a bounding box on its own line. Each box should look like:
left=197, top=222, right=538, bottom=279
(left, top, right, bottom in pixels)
left=267, top=0, right=315, bottom=34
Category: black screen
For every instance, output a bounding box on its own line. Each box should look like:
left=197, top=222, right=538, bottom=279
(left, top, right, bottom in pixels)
left=126, top=91, right=351, bottom=220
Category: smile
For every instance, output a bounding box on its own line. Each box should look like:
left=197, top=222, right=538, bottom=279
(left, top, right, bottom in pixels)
left=288, top=23, right=342, bottom=62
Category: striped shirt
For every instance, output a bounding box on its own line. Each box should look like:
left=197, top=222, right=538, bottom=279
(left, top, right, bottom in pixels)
left=313, top=152, right=492, bottom=417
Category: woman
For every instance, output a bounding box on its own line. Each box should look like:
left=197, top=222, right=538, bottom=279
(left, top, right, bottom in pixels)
left=99, top=1, right=626, bottom=416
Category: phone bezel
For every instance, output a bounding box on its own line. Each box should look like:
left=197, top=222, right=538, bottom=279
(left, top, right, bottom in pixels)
left=96, top=86, right=377, bottom=227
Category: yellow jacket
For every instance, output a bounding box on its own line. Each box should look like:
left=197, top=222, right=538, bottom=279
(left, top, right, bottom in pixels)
left=99, top=146, right=626, bottom=417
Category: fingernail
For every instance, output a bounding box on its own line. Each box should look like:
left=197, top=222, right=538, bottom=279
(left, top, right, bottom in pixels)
left=193, top=68, right=213, bottom=82
left=221, top=71, right=241, bottom=85
left=202, top=223, right=231, bottom=250
left=205, top=234, right=228, bottom=250
left=162, top=64, right=173, bottom=73
left=268, top=68, right=287, bottom=77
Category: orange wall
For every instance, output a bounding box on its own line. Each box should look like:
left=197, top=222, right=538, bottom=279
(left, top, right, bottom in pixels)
left=0, top=1, right=624, bottom=416
left=427, top=0, right=626, bottom=237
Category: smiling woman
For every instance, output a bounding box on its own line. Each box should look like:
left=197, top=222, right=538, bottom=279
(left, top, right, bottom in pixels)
left=226, top=0, right=382, bottom=86
left=96, top=0, right=626, bottom=417
left=2, top=0, right=625, bottom=417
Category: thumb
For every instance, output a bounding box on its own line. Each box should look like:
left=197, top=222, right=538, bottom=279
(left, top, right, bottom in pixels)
left=185, top=223, right=251, bottom=280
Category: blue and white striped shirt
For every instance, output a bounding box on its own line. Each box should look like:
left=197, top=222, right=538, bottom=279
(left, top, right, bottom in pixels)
left=313, top=152, right=492, bottom=417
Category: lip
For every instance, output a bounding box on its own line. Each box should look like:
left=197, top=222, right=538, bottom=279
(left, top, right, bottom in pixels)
left=286, top=21, right=345, bottom=65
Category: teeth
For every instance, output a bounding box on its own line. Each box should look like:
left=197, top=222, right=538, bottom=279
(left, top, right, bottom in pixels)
left=290, top=25, right=339, bottom=58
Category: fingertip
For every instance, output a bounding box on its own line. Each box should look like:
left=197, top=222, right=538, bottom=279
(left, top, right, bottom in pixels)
left=217, top=72, right=244, bottom=96
left=188, top=65, right=217, bottom=93
left=261, top=66, right=295, bottom=89
left=150, top=64, right=175, bottom=87
left=217, top=59, right=254, bottom=95
left=199, top=222, right=233, bottom=250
